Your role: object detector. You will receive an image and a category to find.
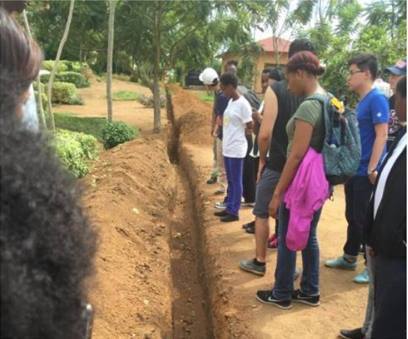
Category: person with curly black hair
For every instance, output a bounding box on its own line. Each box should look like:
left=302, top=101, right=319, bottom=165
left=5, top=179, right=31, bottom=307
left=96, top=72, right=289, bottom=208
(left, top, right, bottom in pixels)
left=0, top=7, right=97, bottom=339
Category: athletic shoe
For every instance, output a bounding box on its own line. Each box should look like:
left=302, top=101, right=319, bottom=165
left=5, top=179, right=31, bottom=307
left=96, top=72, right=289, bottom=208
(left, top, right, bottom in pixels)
left=215, top=201, right=227, bottom=209
left=256, top=290, right=292, bottom=310
left=239, top=259, right=265, bottom=276
left=220, top=214, right=239, bottom=222
left=292, top=289, right=320, bottom=307
left=353, top=268, right=370, bottom=284
left=206, top=176, right=217, bottom=184
left=339, top=328, right=364, bottom=339
left=242, top=221, right=254, bottom=229
left=325, top=256, right=357, bottom=270
left=244, top=222, right=255, bottom=234
left=214, top=209, right=229, bottom=217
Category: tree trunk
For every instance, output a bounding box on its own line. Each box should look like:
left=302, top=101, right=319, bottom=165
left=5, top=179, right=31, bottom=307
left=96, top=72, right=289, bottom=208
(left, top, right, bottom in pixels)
left=273, top=36, right=280, bottom=66
left=107, top=0, right=116, bottom=122
left=153, top=1, right=162, bottom=133
left=22, top=10, right=47, bottom=129
left=47, top=0, right=76, bottom=131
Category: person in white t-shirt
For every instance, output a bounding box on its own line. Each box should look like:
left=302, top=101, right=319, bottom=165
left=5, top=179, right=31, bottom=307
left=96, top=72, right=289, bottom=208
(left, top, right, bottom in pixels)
left=214, top=73, right=253, bottom=222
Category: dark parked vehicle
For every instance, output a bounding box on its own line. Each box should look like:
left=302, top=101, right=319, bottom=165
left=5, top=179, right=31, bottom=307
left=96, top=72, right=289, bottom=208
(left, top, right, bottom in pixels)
left=185, top=70, right=203, bottom=87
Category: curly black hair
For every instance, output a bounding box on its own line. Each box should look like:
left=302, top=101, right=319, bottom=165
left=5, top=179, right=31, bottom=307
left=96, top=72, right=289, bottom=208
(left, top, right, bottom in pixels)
left=0, top=113, right=97, bottom=339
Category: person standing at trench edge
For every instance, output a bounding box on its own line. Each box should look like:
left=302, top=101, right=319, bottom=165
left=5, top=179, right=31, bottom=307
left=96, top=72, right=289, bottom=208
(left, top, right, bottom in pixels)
left=214, top=72, right=253, bottom=222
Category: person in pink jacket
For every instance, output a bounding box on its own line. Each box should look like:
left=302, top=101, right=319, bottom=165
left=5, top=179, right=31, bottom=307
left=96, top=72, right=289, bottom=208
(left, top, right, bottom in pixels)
left=256, top=51, right=329, bottom=310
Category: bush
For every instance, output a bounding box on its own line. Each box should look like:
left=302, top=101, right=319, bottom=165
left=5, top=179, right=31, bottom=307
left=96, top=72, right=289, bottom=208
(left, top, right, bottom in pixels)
left=54, top=129, right=99, bottom=178
left=51, top=82, right=83, bottom=105
left=112, top=90, right=139, bottom=101
left=102, top=121, right=138, bottom=149
left=137, top=94, right=166, bottom=108
left=41, top=71, right=90, bottom=88
left=42, top=60, right=68, bottom=73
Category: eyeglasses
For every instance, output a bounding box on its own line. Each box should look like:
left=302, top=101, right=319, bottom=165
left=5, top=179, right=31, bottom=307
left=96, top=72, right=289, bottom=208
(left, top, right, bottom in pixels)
left=348, top=70, right=365, bottom=76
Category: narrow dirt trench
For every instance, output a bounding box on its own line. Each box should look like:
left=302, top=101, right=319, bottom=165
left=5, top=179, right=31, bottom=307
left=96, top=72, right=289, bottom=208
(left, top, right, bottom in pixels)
left=166, top=89, right=215, bottom=339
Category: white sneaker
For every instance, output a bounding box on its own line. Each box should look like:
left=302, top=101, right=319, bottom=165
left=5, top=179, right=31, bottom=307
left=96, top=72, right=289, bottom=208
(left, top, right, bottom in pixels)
left=215, top=202, right=227, bottom=209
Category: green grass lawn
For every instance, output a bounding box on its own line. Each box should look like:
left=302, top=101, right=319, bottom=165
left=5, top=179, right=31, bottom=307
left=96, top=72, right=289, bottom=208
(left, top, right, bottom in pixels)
left=54, top=113, right=107, bottom=141
left=112, top=90, right=139, bottom=101
left=199, top=92, right=214, bottom=102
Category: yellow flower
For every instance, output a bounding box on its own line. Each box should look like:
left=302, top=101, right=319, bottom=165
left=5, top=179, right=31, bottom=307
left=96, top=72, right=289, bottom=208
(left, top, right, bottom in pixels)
left=331, top=97, right=345, bottom=113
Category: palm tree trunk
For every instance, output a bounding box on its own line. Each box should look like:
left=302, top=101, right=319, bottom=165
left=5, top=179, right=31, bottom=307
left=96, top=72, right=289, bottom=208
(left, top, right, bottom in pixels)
left=47, top=0, right=76, bottom=131
left=22, top=10, right=46, bottom=129
left=107, top=0, right=116, bottom=122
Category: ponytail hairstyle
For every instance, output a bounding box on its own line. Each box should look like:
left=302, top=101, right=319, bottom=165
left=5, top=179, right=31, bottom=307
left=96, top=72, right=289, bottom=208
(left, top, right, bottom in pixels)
left=0, top=8, right=42, bottom=117
left=286, top=51, right=325, bottom=77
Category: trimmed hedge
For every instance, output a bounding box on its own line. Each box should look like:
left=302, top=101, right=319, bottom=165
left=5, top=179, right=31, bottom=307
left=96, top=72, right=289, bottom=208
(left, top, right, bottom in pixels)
left=52, top=82, right=83, bottom=105
left=54, top=129, right=99, bottom=178
left=40, top=71, right=90, bottom=88
left=102, top=121, right=138, bottom=149
left=42, top=60, right=68, bottom=73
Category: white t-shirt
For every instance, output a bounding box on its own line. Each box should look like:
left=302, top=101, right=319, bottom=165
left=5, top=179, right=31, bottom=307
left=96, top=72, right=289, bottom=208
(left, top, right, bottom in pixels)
left=222, top=95, right=253, bottom=158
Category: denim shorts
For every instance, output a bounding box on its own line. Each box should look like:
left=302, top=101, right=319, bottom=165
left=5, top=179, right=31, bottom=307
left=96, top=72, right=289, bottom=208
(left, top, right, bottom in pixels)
left=252, top=168, right=280, bottom=219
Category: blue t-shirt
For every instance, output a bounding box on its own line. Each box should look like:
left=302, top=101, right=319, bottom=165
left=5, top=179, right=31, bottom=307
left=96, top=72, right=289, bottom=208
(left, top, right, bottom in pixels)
left=356, top=88, right=389, bottom=176
left=214, top=90, right=229, bottom=140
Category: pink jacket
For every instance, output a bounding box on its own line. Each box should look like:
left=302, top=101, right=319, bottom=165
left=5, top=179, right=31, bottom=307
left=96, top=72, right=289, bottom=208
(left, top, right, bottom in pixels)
left=284, top=148, right=329, bottom=251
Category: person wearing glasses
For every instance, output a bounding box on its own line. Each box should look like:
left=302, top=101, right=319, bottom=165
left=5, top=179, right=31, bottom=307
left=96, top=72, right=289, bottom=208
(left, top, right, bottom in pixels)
left=326, top=54, right=389, bottom=286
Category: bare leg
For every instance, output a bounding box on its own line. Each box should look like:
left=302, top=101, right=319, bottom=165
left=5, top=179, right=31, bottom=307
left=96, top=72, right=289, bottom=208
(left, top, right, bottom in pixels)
left=255, top=216, right=269, bottom=262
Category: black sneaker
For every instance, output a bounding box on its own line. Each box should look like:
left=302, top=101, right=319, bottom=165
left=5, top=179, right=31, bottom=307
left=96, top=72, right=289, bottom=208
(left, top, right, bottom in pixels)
left=292, top=289, right=320, bottom=307
left=255, top=290, right=292, bottom=310
left=214, top=209, right=229, bottom=217
left=244, top=221, right=255, bottom=234
left=339, top=328, right=364, bottom=339
left=220, top=214, right=239, bottom=222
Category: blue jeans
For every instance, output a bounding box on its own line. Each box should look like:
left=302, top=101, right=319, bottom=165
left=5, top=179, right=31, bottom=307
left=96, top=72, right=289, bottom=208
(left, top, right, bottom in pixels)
left=224, top=156, right=244, bottom=216
left=273, top=204, right=322, bottom=300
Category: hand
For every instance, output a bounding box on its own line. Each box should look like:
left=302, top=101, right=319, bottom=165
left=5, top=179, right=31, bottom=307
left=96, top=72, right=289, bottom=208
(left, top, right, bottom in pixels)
left=368, top=171, right=378, bottom=185
left=212, top=128, right=219, bottom=138
left=268, top=193, right=282, bottom=219
left=257, top=159, right=266, bottom=183
left=252, top=111, right=261, bottom=122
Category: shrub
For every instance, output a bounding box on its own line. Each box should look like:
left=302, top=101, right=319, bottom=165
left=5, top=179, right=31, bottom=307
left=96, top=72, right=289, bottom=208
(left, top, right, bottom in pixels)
left=54, top=129, right=99, bottom=178
left=137, top=94, right=166, bottom=108
left=51, top=82, right=83, bottom=105
left=40, top=72, right=90, bottom=88
left=102, top=121, right=138, bottom=149
left=42, top=60, right=68, bottom=73
left=112, top=90, right=139, bottom=101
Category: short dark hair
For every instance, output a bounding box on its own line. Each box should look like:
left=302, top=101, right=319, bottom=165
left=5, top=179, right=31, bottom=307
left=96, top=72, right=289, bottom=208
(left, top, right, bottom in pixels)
left=226, top=60, right=238, bottom=67
left=396, top=76, right=406, bottom=99
left=348, top=53, right=378, bottom=80
left=220, top=72, right=238, bottom=88
left=0, top=0, right=28, bottom=13
left=288, top=38, right=316, bottom=58
left=1, top=114, right=97, bottom=339
left=262, top=67, right=284, bottom=82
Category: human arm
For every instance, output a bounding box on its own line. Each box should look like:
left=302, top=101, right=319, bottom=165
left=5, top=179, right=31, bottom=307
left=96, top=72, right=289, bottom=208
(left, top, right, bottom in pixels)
left=257, top=88, right=277, bottom=181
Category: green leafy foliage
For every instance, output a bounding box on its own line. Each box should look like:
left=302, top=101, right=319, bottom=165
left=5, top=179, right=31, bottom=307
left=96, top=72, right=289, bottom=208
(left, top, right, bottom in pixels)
left=51, top=82, right=83, bottom=105
left=41, top=71, right=90, bottom=88
left=42, top=60, right=68, bottom=73
left=54, top=113, right=107, bottom=141
left=112, top=90, right=139, bottom=101
left=54, top=129, right=99, bottom=178
left=102, top=121, right=138, bottom=149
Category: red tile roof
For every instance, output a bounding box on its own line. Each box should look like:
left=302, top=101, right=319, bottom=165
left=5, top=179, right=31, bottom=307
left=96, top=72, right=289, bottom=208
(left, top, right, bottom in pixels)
left=257, top=37, right=291, bottom=53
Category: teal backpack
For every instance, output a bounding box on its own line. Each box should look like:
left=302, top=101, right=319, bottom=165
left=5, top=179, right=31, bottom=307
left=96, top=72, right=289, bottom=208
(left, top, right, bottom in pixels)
left=306, top=93, right=361, bottom=185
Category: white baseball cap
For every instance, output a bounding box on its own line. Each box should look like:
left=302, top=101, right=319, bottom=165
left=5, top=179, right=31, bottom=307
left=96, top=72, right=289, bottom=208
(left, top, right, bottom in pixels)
left=199, top=67, right=219, bottom=85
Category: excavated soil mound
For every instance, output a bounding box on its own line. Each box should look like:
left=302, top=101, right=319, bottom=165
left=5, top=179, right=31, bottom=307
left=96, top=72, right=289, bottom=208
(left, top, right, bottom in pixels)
left=82, top=135, right=175, bottom=339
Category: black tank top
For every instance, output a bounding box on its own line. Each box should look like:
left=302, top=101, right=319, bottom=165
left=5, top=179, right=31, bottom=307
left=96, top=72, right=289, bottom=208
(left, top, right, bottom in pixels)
left=266, top=80, right=304, bottom=172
